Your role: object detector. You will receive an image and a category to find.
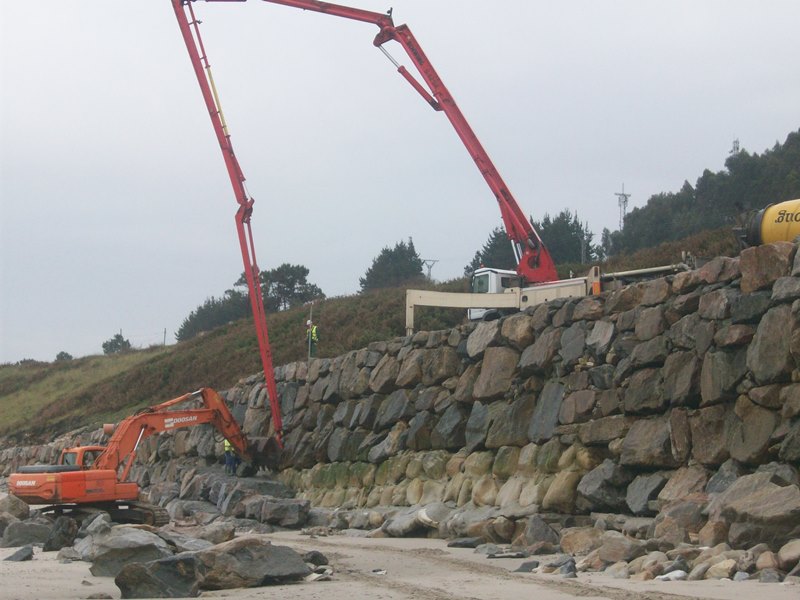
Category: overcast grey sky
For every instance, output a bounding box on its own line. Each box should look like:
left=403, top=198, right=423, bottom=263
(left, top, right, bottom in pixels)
left=1, top=1, right=798, bottom=363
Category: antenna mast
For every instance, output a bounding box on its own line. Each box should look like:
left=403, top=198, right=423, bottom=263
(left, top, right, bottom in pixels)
left=614, top=184, right=630, bottom=230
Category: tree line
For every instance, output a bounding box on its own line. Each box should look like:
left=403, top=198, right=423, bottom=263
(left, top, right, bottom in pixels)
left=604, top=129, right=800, bottom=255
left=174, top=239, right=427, bottom=342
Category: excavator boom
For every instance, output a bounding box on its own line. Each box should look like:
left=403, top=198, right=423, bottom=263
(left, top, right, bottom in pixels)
left=93, top=388, right=252, bottom=479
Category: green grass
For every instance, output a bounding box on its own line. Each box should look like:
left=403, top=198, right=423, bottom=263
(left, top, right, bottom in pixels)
left=0, top=349, right=168, bottom=437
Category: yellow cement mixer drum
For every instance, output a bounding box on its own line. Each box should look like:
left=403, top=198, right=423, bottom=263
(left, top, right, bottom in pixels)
left=745, top=199, right=800, bottom=246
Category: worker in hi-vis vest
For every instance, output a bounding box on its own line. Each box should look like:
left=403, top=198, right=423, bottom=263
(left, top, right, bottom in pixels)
left=224, top=438, right=239, bottom=475
left=306, top=319, right=319, bottom=358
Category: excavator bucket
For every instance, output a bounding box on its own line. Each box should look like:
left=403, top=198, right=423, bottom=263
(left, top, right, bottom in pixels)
left=246, top=436, right=282, bottom=472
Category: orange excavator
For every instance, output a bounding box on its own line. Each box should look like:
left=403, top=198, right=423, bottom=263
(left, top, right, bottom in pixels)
left=9, top=388, right=272, bottom=525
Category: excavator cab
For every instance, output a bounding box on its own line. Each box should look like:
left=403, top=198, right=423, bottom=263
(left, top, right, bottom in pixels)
left=59, top=446, right=105, bottom=469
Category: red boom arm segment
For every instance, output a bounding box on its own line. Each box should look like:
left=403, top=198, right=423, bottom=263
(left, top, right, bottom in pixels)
left=256, top=0, right=558, bottom=283
left=172, top=1, right=283, bottom=443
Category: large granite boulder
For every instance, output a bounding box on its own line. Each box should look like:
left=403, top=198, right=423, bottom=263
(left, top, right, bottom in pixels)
left=0, top=495, right=30, bottom=521
left=739, top=242, right=795, bottom=294
left=77, top=526, right=174, bottom=577
left=466, top=321, right=501, bottom=359
left=519, top=328, right=563, bottom=375
left=485, top=394, right=536, bottom=449
left=500, top=313, right=535, bottom=350
left=473, top=347, right=519, bottom=400
left=620, top=416, right=680, bottom=468
left=746, top=304, right=794, bottom=385
left=1, top=518, right=53, bottom=548
left=626, top=472, right=668, bottom=516
left=700, top=349, right=747, bottom=406
left=577, top=459, right=633, bottom=511
left=115, top=536, right=310, bottom=598
left=421, top=347, right=461, bottom=386
left=43, top=516, right=78, bottom=552
left=708, top=472, right=800, bottom=549
left=369, top=355, right=400, bottom=394
left=528, top=381, right=565, bottom=444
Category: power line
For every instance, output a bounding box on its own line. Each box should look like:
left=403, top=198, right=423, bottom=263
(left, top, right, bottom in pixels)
left=421, top=259, right=438, bottom=279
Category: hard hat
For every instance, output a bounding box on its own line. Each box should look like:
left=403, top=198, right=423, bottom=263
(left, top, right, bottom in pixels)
left=306, top=320, right=312, bottom=325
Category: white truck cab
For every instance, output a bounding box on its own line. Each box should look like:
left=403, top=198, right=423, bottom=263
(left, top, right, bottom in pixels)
left=469, top=267, right=521, bottom=321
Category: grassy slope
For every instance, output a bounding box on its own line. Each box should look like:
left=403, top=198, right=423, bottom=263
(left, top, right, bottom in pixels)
left=0, top=282, right=466, bottom=441
left=0, top=228, right=741, bottom=443
left=0, top=350, right=165, bottom=439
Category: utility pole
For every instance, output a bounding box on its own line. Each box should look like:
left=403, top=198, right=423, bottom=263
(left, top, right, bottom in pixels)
left=579, top=227, right=588, bottom=265
left=614, top=184, right=630, bottom=231
left=421, top=259, right=438, bottom=280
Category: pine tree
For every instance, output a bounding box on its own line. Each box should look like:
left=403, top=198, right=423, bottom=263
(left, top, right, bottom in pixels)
left=464, top=226, right=517, bottom=274
left=360, top=238, right=424, bottom=291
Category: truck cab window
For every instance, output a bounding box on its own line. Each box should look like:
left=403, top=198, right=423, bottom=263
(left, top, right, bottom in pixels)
left=472, top=274, right=490, bottom=293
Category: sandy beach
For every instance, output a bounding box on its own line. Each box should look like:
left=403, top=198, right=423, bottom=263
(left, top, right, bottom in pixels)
left=1, top=529, right=798, bottom=600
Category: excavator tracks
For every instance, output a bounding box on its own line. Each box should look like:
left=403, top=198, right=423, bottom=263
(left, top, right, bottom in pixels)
left=107, top=502, right=171, bottom=527
left=40, top=502, right=171, bottom=527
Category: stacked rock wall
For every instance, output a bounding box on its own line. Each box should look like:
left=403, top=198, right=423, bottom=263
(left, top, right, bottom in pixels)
left=242, top=243, right=799, bottom=546
left=2, top=243, right=799, bottom=549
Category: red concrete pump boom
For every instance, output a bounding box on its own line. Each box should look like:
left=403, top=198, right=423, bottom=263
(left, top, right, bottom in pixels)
left=258, top=1, right=559, bottom=284
left=173, top=0, right=558, bottom=297
left=172, top=1, right=284, bottom=444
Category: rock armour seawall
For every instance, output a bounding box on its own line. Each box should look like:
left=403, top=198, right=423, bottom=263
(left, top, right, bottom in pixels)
left=2, top=242, right=800, bottom=549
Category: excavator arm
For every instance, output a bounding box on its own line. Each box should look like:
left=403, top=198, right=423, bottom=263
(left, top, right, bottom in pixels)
left=177, top=0, right=557, bottom=290
left=93, top=388, right=252, bottom=481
